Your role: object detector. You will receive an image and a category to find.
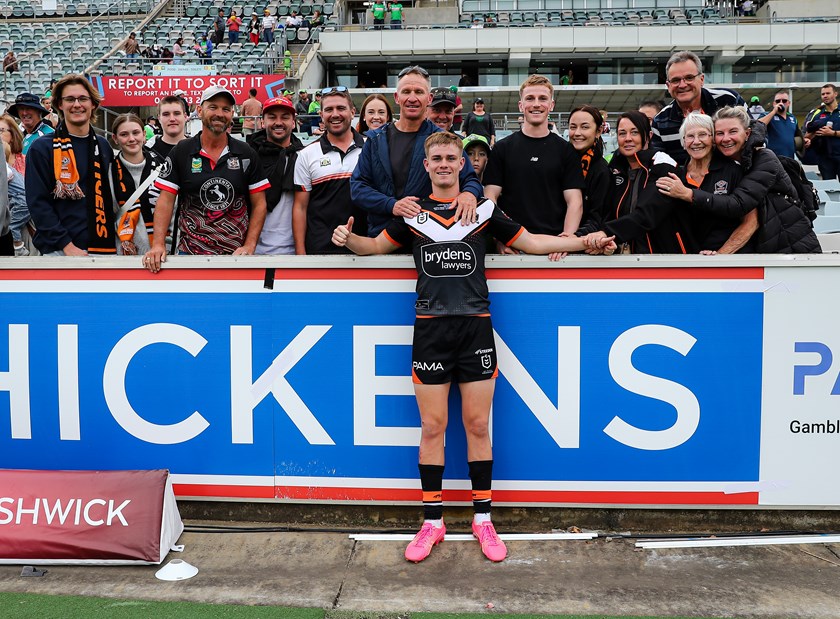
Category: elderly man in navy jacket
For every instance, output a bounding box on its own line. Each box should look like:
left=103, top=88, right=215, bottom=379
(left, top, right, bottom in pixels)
left=350, top=65, right=482, bottom=236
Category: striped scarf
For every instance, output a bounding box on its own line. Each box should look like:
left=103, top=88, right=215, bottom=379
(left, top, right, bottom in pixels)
left=51, top=123, right=116, bottom=254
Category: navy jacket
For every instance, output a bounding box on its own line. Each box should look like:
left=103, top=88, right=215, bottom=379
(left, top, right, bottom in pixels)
left=350, top=119, right=483, bottom=236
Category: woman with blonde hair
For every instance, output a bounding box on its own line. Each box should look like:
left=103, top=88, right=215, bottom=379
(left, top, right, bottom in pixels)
left=0, top=113, right=25, bottom=176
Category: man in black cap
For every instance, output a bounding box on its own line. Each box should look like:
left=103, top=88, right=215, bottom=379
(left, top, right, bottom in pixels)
left=9, top=92, right=54, bottom=154
left=426, top=87, right=461, bottom=136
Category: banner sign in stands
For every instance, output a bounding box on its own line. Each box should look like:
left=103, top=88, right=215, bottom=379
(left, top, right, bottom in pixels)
left=90, top=74, right=288, bottom=106
left=0, top=469, right=183, bottom=565
left=0, top=255, right=838, bottom=509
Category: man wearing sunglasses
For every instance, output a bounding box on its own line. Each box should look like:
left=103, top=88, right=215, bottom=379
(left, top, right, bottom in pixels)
left=351, top=65, right=482, bottom=237
left=757, top=90, right=803, bottom=160
left=651, top=51, right=746, bottom=165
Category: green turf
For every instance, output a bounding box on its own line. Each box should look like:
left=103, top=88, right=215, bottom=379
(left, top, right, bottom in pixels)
left=0, top=593, right=736, bottom=619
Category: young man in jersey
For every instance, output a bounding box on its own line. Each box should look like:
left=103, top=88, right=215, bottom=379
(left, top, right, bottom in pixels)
left=146, top=95, right=188, bottom=159
left=333, top=132, right=615, bottom=563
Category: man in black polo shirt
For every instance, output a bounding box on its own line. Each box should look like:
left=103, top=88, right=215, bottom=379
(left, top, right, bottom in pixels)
left=143, top=85, right=270, bottom=272
left=292, top=86, right=366, bottom=254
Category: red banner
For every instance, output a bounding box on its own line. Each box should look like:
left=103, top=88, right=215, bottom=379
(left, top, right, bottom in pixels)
left=0, top=469, right=183, bottom=564
left=91, top=75, right=287, bottom=106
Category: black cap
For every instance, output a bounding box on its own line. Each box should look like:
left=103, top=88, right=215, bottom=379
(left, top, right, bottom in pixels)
left=475, top=97, right=484, bottom=104
left=429, top=87, right=456, bottom=107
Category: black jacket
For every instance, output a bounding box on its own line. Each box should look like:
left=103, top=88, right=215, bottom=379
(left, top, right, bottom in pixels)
left=690, top=123, right=820, bottom=254
left=602, top=148, right=698, bottom=254
left=681, top=151, right=749, bottom=252
left=245, top=130, right=304, bottom=212
left=576, top=152, right=611, bottom=236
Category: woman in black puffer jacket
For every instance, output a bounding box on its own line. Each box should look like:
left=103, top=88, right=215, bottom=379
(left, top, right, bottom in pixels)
left=657, top=105, right=819, bottom=253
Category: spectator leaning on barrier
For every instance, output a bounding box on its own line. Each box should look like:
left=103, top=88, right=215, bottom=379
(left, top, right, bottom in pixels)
left=9, top=92, right=55, bottom=155
left=803, top=84, right=840, bottom=181
left=651, top=50, right=746, bottom=166
left=293, top=86, right=366, bottom=255
left=371, top=0, right=386, bottom=28
left=146, top=95, right=188, bottom=159
left=757, top=90, right=803, bottom=160
left=483, top=74, right=584, bottom=244
left=143, top=85, right=270, bottom=272
left=245, top=95, right=304, bottom=255
left=351, top=64, right=482, bottom=237
left=26, top=74, right=115, bottom=256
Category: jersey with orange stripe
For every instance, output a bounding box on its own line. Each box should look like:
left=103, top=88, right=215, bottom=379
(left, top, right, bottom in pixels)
left=384, top=197, right=523, bottom=316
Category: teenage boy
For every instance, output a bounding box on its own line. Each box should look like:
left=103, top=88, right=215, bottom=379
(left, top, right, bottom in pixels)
left=146, top=95, right=188, bottom=158
left=332, top=132, right=615, bottom=563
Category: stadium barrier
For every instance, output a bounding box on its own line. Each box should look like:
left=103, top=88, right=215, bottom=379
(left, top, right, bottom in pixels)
left=1, top=254, right=839, bottom=510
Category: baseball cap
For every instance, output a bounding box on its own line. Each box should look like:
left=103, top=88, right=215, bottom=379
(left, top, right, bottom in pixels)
left=200, top=84, right=236, bottom=105
left=429, top=87, right=456, bottom=107
left=450, top=85, right=458, bottom=93
left=263, top=95, right=296, bottom=115
left=750, top=96, right=761, bottom=104
left=463, top=133, right=490, bottom=152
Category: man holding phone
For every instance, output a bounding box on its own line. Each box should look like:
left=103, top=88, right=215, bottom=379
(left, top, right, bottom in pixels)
left=758, top=89, right=802, bottom=159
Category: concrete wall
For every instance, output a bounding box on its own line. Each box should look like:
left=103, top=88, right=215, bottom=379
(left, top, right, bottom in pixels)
left=760, top=0, right=840, bottom=18
left=404, top=7, right=460, bottom=25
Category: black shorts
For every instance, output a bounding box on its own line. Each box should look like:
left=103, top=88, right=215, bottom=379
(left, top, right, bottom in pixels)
left=412, top=316, right=498, bottom=385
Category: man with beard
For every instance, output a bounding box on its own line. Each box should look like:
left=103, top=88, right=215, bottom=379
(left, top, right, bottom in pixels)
left=292, top=86, right=367, bottom=254
left=245, top=95, right=304, bottom=255
left=143, top=85, right=269, bottom=272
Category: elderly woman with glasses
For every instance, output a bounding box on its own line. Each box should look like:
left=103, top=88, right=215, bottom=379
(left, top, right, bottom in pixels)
left=652, top=112, right=755, bottom=253
left=656, top=106, right=820, bottom=254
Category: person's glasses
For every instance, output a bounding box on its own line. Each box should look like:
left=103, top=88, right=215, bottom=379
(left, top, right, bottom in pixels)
left=685, top=131, right=711, bottom=142
left=775, top=99, right=789, bottom=103
left=61, top=96, right=92, bottom=104
left=320, top=86, right=348, bottom=96
left=0, top=128, right=10, bottom=133
left=398, top=65, right=430, bottom=78
left=666, top=73, right=701, bottom=86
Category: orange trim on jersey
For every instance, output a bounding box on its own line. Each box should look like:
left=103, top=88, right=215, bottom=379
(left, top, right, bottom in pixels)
left=428, top=194, right=456, bottom=204
left=425, top=209, right=458, bottom=227
left=645, top=233, right=653, bottom=254
left=382, top=229, right=402, bottom=248
left=506, top=227, right=525, bottom=247
left=312, top=172, right=353, bottom=185
left=422, top=491, right=443, bottom=503
left=686, top=175, right=702, bottom=188
left=412, top=367, right=423, bottom=384
left=472, top=490, right=492, bottom=501
left=675, top=232, right=687, bottom=254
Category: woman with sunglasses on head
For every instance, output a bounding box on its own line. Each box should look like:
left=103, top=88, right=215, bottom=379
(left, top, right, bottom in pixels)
left=356, top=94, right=393, bottom=135
left=656, top=106, right=820, bottom=254
left=566, top=105, right=610, bottom=236
left=109, top=113, right=164, bottom=256
left=582, top=110, right=698, bottom=255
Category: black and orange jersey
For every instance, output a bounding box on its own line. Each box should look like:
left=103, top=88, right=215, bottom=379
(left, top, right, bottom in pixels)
left=383, top=197, right=523, bottom=317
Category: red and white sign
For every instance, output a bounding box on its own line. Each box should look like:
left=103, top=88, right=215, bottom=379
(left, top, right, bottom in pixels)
left=0, top=469, right=183, bottom=565
left=92, top=75, right=286, bottom=106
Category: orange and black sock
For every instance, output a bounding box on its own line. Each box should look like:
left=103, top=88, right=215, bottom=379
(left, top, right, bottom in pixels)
left=469, top=460, right=493, bottom=515
left=419, top=464, right=444, bottom=521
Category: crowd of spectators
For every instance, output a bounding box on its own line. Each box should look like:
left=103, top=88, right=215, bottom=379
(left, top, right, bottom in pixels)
left=1, top=50, right=837, bottom=259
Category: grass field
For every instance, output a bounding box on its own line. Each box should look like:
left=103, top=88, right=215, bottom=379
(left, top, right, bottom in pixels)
left=0, top=593, right=733, bottom=619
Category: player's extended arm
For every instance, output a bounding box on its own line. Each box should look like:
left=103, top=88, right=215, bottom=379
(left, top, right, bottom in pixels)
left=512, top=229, right=615, bottom=255
left=332, top=217, right=399, bottom=255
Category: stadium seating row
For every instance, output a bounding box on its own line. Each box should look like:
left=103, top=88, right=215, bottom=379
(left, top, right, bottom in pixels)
left=0, top=0, right=151, bottom=19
